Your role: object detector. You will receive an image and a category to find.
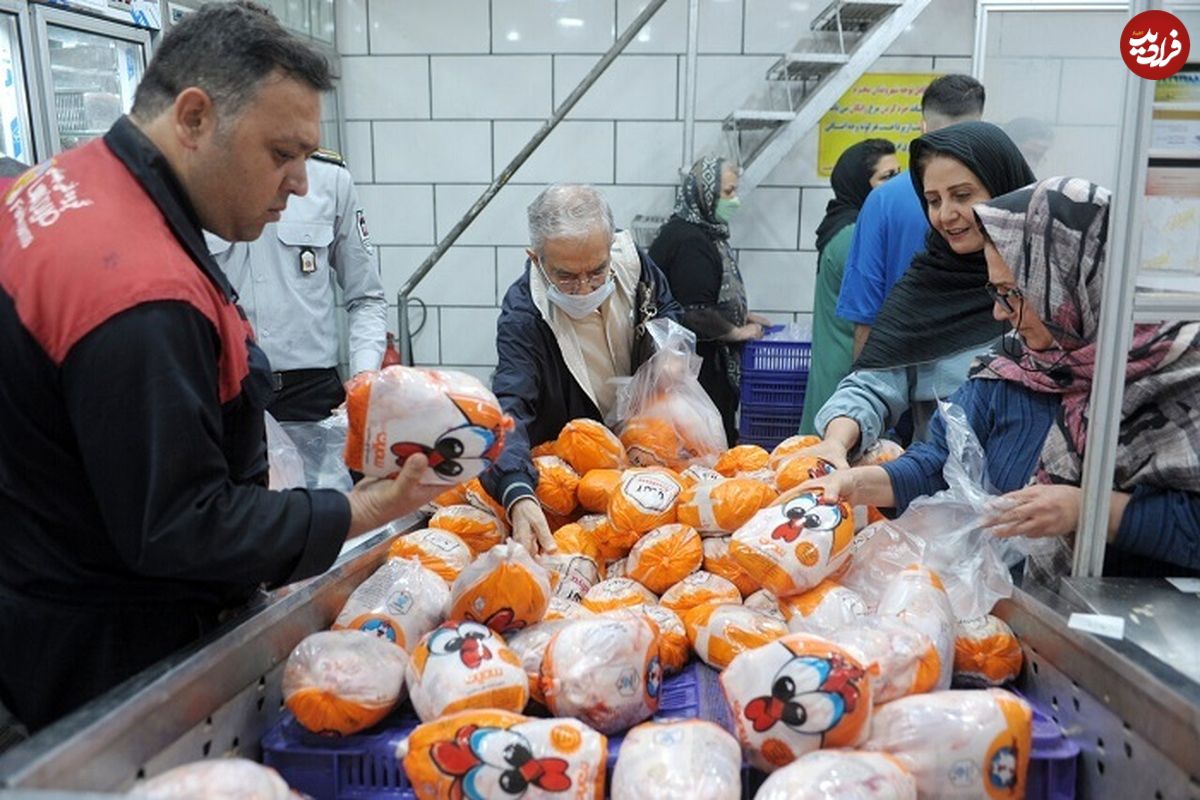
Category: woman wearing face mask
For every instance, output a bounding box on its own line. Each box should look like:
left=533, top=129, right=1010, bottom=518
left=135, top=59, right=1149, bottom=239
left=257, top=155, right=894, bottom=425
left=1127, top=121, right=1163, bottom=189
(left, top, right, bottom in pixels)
left=799, top=122, right=1035, bottom=468
left=649, top=156, right=771, bottom=445
left=802, top=177, right=1200, bottom=574
left=800, top=138, right=901, bottom=435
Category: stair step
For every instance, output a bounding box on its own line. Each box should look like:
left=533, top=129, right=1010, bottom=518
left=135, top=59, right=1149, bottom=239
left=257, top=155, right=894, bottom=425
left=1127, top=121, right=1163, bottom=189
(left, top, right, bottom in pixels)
left=811, top=0, right=903, bottom=33
left=724, top=110, right=797, bottom=131
left=768, top=51, right=850, bottom=82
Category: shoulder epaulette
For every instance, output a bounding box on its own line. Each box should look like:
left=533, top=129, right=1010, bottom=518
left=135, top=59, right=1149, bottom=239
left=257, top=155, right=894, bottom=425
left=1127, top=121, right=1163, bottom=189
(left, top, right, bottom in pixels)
left=310, top=148, right=346, bottom=167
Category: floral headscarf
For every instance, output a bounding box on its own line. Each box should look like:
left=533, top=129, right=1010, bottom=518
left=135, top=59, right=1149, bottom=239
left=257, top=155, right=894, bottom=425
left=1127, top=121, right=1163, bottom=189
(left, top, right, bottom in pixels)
left=673, top=156, right=730, bottom=240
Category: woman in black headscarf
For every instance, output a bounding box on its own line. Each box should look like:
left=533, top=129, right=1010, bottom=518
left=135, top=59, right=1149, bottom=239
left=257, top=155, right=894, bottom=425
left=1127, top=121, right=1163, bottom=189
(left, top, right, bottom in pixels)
left=650, top=156, right=771, bottom=445
left=801, top=121, right=1036, bottom=467
left=800, top=138, right=900, bottom=435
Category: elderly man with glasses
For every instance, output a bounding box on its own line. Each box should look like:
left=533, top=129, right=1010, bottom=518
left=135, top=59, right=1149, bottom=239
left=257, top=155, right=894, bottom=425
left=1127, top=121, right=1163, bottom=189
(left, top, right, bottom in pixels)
left=480, top=184, right=682, bottom=555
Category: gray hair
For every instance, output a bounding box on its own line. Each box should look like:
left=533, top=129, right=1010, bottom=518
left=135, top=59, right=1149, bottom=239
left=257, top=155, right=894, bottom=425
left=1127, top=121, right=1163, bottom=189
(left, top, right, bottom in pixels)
left=131, top=1, right=333, bottom=126
left=526, top=184, right=615, bottom=256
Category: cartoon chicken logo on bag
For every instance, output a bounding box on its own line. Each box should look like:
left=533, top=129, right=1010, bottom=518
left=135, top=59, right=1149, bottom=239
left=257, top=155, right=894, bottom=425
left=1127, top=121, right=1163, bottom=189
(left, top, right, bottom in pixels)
left=431, top=725, right=573, bottom=799
left=406, top=622, right=530, bottom=723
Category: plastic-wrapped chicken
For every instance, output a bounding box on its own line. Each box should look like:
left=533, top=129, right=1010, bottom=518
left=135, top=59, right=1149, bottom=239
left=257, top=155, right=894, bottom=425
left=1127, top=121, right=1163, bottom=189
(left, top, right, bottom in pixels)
left=684, top=603, right=788, bottom=670
left=557, top=418, right=628, bottom=473
left=743, top=589, right=786, bottom=623
left=429, top=504, right=508, bottom=555
left=581, top=577, right=658, bottom=613
left=430, top=483, right=469, bottom=509
left=400, top=709, right=607, bottom=800
left=531, top=440, right=559, bottom=458
left=876, top=565, right=956, bottom=691
left=777, top=580, right=867, bottom=637
left=127, top=759, right=299, bottom=799
left=387, top=528, right=473, bottom=584
left=606, top=558, right=628, bottom=579
left=541, top=551, right=602, bottom=604
left=604, top=603, right=690, bottom=675
left=767, top=435, right=822, bottom=471
left=611, top=720, right=742, bottom=800
left=862, top=689, right=1032, bottom=799
left=659, top=571, right=742, bottom=616
left=541, top=612, right=662, bottom=734
left=714, top=445, right=770, bottom=477
left=702, top=537, right=760, bottom=598
left=534, top=455, right=581, bottom=517
left=282, top=630, right=408, bottom=735
left=577, top=468, right=622, bottom=513
left=625, top=523, right=703, bottom=594
left=679, top=464, right=725, bottom=487
left=542, top=596, right=595, bottom=622
left=450, top=542, right=552, bottom=635
left=607, top=468, right=683, bottom=537
left=832, top=617, right=941, bottom=705
left=773, top=454, right=838, bottom=493
left=954, top=615, right=1023, bottom=688
left=729, top=492, right=856, bottom=599
left=344, top=366, right=511, bottom=483
left=720, top=633, right=873, bottom=772
left=405, top=621, right=528, bottom=721
left=753, top=751, right=917, bottom=800
left=463, top=476, right=509, bottom=521
left=854, top=438, right=906, bottom=467
left=736, top=468, right=779, bottom=493
left=506, top=619, right=575, bottom=704
left=332, top=557, right=450, bottom=650
left=677, top=478, right=777, bottom=535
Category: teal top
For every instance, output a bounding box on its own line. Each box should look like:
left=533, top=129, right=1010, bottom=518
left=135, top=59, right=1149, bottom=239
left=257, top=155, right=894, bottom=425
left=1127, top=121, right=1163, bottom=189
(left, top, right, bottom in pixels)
left=800, top=225, right=855, bottom=435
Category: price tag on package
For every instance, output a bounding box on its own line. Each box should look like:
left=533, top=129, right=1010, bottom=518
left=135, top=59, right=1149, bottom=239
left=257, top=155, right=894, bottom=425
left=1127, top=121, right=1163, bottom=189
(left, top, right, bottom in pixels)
left=1068, top=613, right=1126, bottom=640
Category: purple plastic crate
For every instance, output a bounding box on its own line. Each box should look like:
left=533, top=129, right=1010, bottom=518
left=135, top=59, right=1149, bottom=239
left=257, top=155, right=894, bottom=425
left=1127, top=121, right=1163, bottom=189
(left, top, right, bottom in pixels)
left=1026, top=698, right=1080, bottom=800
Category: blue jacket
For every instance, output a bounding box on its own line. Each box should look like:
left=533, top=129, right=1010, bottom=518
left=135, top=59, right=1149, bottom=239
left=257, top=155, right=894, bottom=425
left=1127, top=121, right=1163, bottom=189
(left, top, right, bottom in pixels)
left=481, top=240, right=682, bottom=512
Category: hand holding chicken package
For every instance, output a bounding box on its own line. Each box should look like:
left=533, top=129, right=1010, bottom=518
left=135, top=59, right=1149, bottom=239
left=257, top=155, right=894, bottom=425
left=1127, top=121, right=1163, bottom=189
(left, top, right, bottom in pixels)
left=344, top=366, right=511, bottom=483
left=611, top=720, right=742, bottom=800
left=406, top=621, right=528, bottom=721
left=753, top=751, right=916, bottom=800
left=450, top=541, right=551, bottom=635
left=332, top=557, right=449, bottom=649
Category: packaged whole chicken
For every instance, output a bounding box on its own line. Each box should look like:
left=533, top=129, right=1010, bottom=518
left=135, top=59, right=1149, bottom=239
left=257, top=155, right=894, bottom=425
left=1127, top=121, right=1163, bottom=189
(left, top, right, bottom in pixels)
left=400, top=709, right=607, bottom=800
left=954, top=615, right=1023, bottom=688
left=388, top=528, right=473, bottom=584
left=431, top=483, right=469, bottom=509
left=625, top=523, right=703, bottom=594
left=702, top=537, right=759, bottom=598
left=540, top=549, right=602, bottom=604
left=282, top=630, right=408, bottom=736
left=833, top=617, right=941, bottom=705
left=729, top=492, right=856, bottom=599
left=720, top=633, right=873, bottom=772
left=541, top=612, right=662, bottom=734
left=683, top=602, right=788, bottom=670
left=605, top=558, right=628, bottom=579
left=777, top=580, right=867, bottom=637
left=429, top=504, right=508, bottom=556
left=557, top=418, right=628, bottom=473
left=767, top=435, right=822, bottom=470
left=773, top=454, right=838, bottom=493
left=753, top=750, right=917, bottom=800
left=743, top=589, right=786, bottom=622
left=607, top=468, right=683, bottom=537
left=463, top=477, right=508, bottom=521
left=611, top=720, right=742, bottom=800
left=331, top=557, right=450, bottom=650
left=876, top=565, right=956, bottom=691
left=534, top=455, right=581, bottom=517
left=406, top=621, right=529, bottom=722
left=736, top=468, right=779, bottom=493
left=714, top=445, right=770, bottom=477
left=581, top=577, right=658, bottom=613
left=553, top=522, right=601, bottom=559
left=679, top=464, right=725, bottom=487
left=677, top=479, right=777, bottom=535
left=639, top=603, right=690, bottom=674
left=531, top=439, right=560, bottom=459
left=505, top=619, right=575, bottom=704
left=659, top=570, right=742, bottom=616
left=450, top=542, right=552, bottom=635
left=543, top=596, right=594, bottom=622
left=128, top=759, right=299, bottom=799
left=855, top=438, right=905, bottom=467
left=862, top=689, right=1032, bottom=799
left=344, top=366, right=511, bottom=483
left=577, top=468, right=622, bottom=513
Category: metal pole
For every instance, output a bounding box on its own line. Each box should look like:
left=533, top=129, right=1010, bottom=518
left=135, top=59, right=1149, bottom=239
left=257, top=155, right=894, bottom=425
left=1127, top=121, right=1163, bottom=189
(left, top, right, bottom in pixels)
left=396, top=0, right=671, bottom=364
left=1071, top=0, right=1153, bottom=578
left=681, top=0, right=701, bottom=171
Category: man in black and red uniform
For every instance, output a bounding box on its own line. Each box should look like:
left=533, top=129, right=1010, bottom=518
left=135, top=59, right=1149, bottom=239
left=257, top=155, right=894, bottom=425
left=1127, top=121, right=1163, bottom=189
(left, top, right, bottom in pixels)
left=0, top=2, right=438, bottom=732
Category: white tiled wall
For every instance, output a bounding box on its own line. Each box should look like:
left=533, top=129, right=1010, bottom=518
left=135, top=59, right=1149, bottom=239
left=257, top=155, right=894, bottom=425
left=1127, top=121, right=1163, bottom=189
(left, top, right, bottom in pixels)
left=335, top=0, right=979, bottom=375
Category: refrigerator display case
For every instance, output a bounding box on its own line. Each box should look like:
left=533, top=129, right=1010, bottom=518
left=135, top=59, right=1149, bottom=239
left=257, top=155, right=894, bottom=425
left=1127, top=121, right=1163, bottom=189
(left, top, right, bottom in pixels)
left=0, top=0, right=34, bottom=166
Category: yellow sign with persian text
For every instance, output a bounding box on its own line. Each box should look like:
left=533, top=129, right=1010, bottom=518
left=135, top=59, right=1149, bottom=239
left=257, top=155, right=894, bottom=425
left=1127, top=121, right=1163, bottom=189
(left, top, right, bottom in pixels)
left=817, top=73, right=935, bottom=177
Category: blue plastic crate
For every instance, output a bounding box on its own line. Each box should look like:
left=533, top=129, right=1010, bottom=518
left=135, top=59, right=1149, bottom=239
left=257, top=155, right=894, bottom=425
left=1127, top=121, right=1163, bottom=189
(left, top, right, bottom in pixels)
left=740, top=372, right=807, bottom=411
left=738, top=407, right=803, bottom=451
left=741, top=328, right=811, bottom=374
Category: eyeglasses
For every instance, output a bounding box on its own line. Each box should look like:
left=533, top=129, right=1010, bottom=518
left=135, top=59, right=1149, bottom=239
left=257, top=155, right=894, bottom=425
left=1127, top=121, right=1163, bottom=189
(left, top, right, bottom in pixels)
left=985, top=282, right=1024, bottom=314
left=538, top=260, right=611, bottom=293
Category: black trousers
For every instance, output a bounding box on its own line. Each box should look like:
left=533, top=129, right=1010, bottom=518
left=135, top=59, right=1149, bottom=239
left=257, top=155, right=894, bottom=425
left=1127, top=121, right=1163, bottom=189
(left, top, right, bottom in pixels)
left=268, top=367, right=345, bottom=422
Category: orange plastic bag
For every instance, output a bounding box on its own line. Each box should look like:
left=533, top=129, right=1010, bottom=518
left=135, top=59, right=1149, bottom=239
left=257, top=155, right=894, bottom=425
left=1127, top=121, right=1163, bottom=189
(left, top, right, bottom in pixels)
left=331, top=557, right=450, bottom=650
left=677, top=478, right=777, bottom=534
left=744, top=589, right=786, bottom=623
left=553, top=522, right=601, bottom=560
left=625, top=523, right=703, bottom=595
left=405, top=621, right=527, bottom=722
left=767, top=435, right=822, bottom=471
left=954, top=614, right=1023, bottom=688
left=534, top=455, right=581, bottom=517
left=449, top=542, right=552, bottom=635
left=682, top=603, right=788, bottom=670
left=774, top=454, right=838, bottom=493
left=431, top=483, right=468, bottom=508
left=399, top=710, right=607, bottom=800
left=577, top=469, right=622, bottom=513
left=701, top=537, right=759, bottom=598
left=463, top=477, right=507, bottom=522
left=388, top=528, right=473, bottom=584
left=429, top=504, right=508, bottom=556
left=282, top=630, right=408, bottom=736
left=542, top=612, right=662, bottom=734
left=607, top=468, right=682, bottom=537
left=730, top=492, right=856, bottom=598
left=581, top=577, right=658, bottom=613
left=679, top=464, right=725, bottom=487
left=531, top=439, right=560, bottom=459
left=715, top=445, right=770, bottom=476
left=344, top=366, right=511, bottom=483
left=720, top=632, right=874, bottom=772
left=777, top=579, right=868, bottom=637
left=659, top=571, right=742, bottom=616
left=557, top=418, right=627, bottom=473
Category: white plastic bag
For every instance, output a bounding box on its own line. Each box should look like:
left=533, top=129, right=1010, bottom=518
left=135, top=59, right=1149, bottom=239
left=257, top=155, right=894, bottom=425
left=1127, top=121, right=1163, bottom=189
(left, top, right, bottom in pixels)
left=265, top=412, right=305, bottom=490
left=280, top=414, right=353, bottom=491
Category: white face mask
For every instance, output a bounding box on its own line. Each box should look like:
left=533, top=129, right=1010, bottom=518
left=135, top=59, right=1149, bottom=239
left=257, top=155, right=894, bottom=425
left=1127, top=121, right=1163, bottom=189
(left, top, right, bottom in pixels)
left=546, top=277, right=615, bottom=319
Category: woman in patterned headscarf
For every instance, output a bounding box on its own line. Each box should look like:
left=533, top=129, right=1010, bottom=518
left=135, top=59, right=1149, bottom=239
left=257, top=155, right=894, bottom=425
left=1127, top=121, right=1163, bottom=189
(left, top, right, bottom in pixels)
left=650, top=156, right=771, bottom=445
left=801, top=177, right=1200, bottom=575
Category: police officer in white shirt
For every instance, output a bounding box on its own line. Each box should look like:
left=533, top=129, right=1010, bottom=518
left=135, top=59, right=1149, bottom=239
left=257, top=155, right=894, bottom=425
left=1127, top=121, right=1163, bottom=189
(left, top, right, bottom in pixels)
left=206, top=150, right=387, bottom=488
